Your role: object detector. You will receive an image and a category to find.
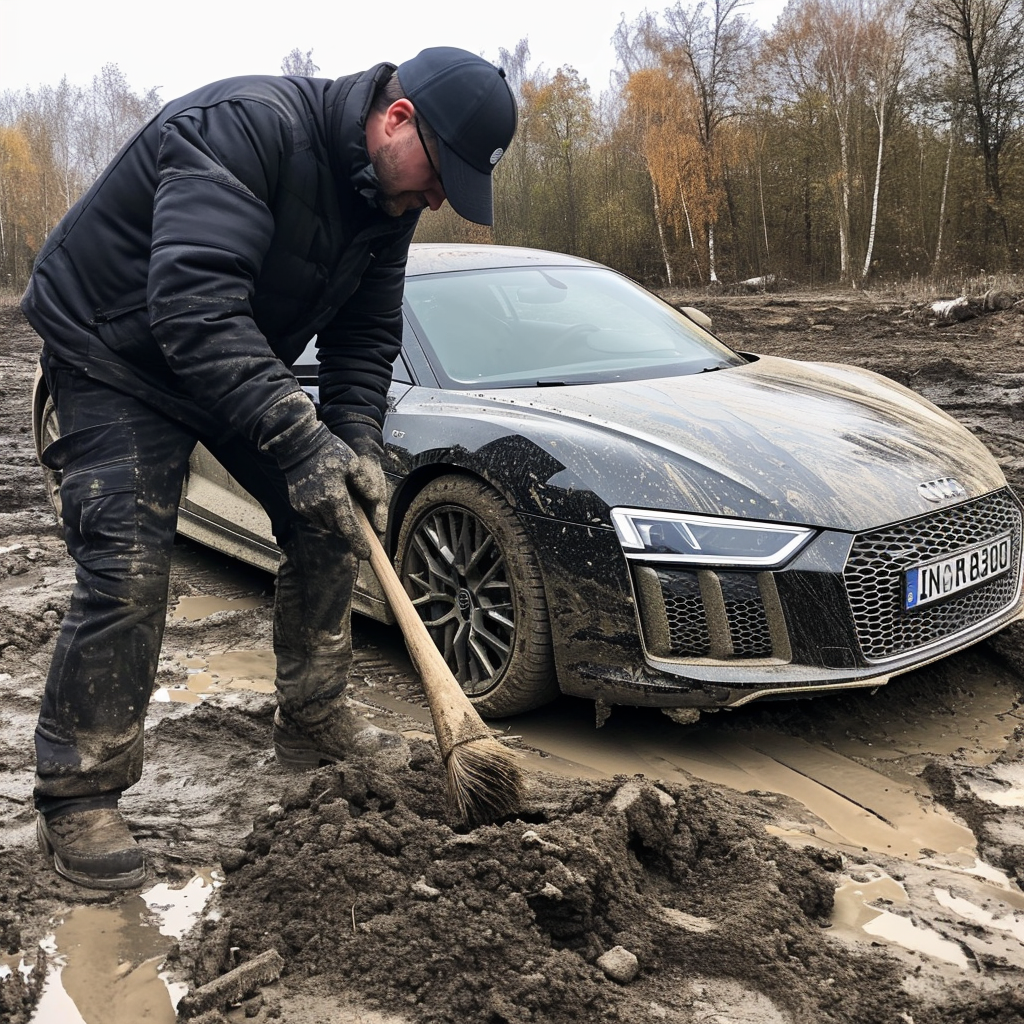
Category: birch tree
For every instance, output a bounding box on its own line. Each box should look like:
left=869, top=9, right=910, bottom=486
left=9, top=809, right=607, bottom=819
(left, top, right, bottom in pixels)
left=638, top=0, right=759, bottom=282
left=768, top=0, right=868, bottom=283
left=281, top=48, right=320, bottom=76
left=860, top=0, right=913, bottom=281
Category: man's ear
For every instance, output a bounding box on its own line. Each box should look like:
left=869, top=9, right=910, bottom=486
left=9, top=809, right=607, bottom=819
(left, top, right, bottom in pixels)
left=383, top=98, right=416, bottom=138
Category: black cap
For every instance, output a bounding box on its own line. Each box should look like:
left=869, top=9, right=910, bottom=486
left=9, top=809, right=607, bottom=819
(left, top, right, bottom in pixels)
left=397, top=47, right=517, bottom=225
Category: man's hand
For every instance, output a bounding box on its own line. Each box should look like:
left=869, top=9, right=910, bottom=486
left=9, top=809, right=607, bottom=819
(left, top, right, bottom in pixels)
left=347, top=435, right=389, bottom=534
left=257, top=392, right=388, bottom=558
left=283, top=432, right=387, bottom=559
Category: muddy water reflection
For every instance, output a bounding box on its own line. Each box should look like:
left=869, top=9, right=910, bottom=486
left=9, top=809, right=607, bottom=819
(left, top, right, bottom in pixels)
left=832, top=873, right=970, bottom=967
left=154, top=649, right=276, bottom=703
left=29, top=875, right=218, bottom=1024
left=170, top=595, right=264, bottom=620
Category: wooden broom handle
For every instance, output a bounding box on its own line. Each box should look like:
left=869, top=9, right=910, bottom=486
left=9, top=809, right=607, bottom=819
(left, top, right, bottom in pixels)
left=353, top=504, right=493, bottom=748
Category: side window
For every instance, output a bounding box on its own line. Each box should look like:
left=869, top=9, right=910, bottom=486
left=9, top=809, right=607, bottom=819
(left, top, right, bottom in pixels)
left=292, top=336, right=319, bottom=374
left=293, top=334, right=412, bottom=384
left=391, top=349, right=413, bottom=385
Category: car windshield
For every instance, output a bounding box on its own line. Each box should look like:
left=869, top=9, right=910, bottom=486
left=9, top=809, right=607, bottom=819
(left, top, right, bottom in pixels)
left=403, top=265, right=746, bottom=387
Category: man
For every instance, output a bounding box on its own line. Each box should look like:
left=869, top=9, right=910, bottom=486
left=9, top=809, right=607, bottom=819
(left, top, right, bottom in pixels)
left=21, top=47, right=517, bottom=890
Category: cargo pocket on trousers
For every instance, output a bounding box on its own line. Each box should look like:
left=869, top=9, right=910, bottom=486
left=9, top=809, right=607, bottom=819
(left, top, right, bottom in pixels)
left=60, top=461, right=140, bottom=573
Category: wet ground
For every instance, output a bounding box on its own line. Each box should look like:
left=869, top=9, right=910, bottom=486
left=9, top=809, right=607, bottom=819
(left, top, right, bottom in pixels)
left=1, top=294, right=1023, bottom=1024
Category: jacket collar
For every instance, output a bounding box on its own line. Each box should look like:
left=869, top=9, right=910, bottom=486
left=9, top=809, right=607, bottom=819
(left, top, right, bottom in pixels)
left=326, top=62, right=419, bottom=229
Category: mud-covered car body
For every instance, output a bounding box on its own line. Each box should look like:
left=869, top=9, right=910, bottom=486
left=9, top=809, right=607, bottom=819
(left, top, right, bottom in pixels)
left=33, top=244, right=1024, bottom=717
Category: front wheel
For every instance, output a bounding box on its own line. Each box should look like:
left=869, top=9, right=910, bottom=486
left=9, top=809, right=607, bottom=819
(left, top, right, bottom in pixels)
left=395, top=475, right=557, bottom=717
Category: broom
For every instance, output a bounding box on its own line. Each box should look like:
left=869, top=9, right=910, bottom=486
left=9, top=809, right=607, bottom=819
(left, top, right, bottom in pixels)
left=354, top=505, right=524, bottom=825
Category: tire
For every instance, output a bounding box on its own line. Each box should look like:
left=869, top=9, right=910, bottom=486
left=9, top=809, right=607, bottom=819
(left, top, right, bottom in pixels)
left=39, top=394, right=63, bottom=520
left=395, top=475, right=557, bottom=717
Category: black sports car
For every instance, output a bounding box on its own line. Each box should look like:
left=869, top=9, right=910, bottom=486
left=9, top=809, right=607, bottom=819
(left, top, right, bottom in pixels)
left=33, top=244, right=1024, bottom=720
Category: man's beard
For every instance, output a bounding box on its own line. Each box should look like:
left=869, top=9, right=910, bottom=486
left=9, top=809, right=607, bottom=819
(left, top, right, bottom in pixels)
left=371, top=138, right=428, bottom=218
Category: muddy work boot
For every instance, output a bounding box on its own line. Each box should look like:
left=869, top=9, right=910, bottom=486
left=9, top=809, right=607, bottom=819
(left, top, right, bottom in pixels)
left=273, top=705, right=410, bottom=770
left=37, top=807, right=147, bottom=890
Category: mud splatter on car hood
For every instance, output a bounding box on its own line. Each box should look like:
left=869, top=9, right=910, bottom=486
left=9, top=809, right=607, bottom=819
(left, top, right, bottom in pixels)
left=397, top=355, right=1005, bottom=533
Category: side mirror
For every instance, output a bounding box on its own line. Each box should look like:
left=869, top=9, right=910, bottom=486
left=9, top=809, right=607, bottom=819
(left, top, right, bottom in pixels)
left=680, top=306, right=713, bottom=331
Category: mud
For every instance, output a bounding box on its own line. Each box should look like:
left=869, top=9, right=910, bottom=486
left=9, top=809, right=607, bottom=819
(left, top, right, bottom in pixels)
left=2, top=295, right=1024, bottom=1024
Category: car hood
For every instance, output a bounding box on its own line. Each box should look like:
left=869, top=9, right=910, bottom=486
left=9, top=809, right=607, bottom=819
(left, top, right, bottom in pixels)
left=398, top=355, right=1006, bottom=532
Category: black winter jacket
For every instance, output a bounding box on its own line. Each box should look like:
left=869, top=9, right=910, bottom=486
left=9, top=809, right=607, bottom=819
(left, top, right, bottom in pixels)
left=21, top=64, right=420, bottom=457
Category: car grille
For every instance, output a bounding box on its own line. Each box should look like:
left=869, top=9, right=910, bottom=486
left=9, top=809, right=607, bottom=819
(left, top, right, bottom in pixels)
left=633, top=567, right=780, bottom=660
left=655, top=570, right=711, bottom=654
left=844, top=488, right=1023, bottom=662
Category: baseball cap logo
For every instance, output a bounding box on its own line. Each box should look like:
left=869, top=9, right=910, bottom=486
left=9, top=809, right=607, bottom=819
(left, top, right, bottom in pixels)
left=489, top=148, right=504, bottom=165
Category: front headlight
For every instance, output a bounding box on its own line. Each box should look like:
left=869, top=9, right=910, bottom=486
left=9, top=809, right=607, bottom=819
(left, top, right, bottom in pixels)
left=610, top=508, right=813, bottom=567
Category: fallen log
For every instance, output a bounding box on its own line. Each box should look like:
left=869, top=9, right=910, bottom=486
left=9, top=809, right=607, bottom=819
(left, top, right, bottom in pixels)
left=176, top=948, right=285, bottom=1018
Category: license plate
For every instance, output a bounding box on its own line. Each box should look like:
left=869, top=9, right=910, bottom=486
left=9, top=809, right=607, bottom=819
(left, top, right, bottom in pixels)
left=903, top=532, right=1013, bottom=611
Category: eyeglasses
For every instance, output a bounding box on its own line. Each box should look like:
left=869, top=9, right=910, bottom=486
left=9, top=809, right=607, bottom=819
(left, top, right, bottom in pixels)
left=415, top=117, right=444, bottom=189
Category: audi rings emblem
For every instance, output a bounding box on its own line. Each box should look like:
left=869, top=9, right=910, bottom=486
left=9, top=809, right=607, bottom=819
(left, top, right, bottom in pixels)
left=918, top=477, right=967, bottom=503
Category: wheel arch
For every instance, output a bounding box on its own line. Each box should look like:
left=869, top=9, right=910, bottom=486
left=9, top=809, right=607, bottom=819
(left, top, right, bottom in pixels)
left=386, top=460, right=525, bottom=559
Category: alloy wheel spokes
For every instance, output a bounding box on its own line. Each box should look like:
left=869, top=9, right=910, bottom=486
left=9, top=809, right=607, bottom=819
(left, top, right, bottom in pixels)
left=407, top=504, right=515, bottom=696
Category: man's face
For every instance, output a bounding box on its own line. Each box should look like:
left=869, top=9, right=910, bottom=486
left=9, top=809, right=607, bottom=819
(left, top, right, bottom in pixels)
left=372, top=117, right=446, bottom=218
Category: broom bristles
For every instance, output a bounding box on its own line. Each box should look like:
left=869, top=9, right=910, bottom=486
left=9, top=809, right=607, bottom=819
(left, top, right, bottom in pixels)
left=444, top=736, right=524, bottom=826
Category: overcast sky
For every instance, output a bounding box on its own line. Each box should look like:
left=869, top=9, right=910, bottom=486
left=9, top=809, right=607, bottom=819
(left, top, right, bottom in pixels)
left=0, top=0, right=788, bottom=101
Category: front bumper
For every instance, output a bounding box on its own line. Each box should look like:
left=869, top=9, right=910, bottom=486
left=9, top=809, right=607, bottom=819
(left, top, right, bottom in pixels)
left=531, top=488, right=1024, bottom=709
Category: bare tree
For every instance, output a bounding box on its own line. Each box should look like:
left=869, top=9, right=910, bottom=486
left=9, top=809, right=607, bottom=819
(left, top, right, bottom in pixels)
left=0, top=65, right=162, bottom=289
left=913, top=0, right=1024, bottom=248
left=768, top=0, right=871, bottom=284
left=491, top=39, right=534, bottom=245
left=860, top=0, right=914, bottom=281
left=641, top=0, right=760, bottom=282
left=76, top=64, right=162, bottom=180
left=281, top=48, right=320, bottom=76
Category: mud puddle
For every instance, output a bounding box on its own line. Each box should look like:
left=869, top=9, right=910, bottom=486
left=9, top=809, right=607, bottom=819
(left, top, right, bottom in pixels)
left=22, top=872, right=220, bottom=1024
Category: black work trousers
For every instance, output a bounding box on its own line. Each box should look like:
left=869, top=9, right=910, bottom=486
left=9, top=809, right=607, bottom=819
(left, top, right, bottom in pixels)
left=35, top=364, right=357, bottom=811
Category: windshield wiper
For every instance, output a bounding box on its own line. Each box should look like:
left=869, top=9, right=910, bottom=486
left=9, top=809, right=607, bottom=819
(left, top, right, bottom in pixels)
left=535, top=378, right=600, bottom=386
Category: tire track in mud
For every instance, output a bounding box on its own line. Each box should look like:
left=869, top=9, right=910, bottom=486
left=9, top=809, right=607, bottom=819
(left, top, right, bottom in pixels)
left=358, top=641, right=1012, bottom=860
left=183, top=628, right=997, bottom=869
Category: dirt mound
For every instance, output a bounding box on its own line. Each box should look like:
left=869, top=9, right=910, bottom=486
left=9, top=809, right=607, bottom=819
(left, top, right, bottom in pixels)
left=172, top=757, right=908, bottom=1024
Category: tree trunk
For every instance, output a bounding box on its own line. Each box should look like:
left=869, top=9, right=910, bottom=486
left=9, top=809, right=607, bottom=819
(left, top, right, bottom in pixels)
left=861, top=102, right=886, bottom=282
left=758, top=154, right=770, bottom=260
left=836, top=125, right=852, bottom=284
left=933, top=120, right=955, bottom=272
left=650, top=176, right=673, bottom=286
left=677, top=179, right=702, bottom=283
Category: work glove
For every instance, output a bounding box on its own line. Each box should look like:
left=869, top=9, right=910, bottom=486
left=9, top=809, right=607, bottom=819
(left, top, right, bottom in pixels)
left=259, top=394, right=387, bottom=559
left=283, top=431, right=387, bottom=559
left=346, top=434, right=389, bottom=536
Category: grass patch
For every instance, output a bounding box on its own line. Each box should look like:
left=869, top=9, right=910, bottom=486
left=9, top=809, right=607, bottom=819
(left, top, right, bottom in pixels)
left=868, top=271, right=1023, bottom=302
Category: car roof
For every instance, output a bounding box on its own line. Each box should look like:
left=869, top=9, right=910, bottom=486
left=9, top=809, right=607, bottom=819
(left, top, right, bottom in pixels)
left=405, top=243, right=599, bottom=277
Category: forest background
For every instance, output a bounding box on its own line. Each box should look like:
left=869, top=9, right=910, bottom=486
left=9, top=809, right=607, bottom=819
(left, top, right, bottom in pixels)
left=2, top=0, right=1023, bottom=295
